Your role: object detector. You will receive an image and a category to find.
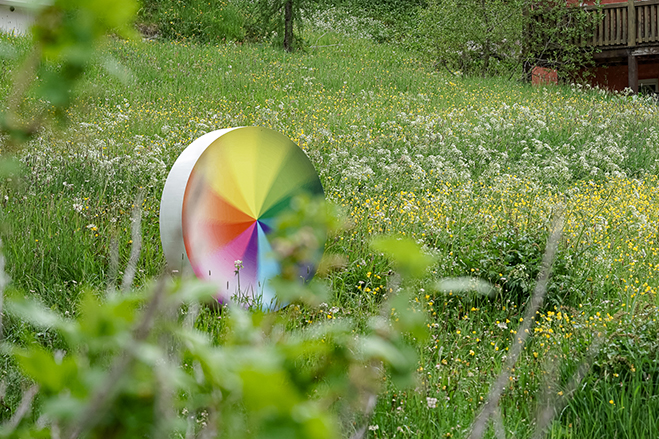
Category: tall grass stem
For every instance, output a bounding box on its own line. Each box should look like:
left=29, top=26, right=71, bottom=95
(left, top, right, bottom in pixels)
left=469, top=206, right=565, bottom=439
left=121, top=190, right=145, bottom=294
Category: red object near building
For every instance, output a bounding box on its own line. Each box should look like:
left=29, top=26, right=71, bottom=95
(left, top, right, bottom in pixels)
left=532, top=67, right=559, bottom=85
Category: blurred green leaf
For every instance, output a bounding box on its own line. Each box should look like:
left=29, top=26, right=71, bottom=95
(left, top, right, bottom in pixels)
left=42, top=394, right=87, bottom=421
left=240, top=368, right=300, bottom=415
left=78, top=291, right=137, bottom=341
left=371, top=236, right=435, bottom=279
left=386, top=341, right=419, bottom=389
left=14, top=347, right=84, bottom=396
left=100, top=54, right=135, bottom=85
left=387, top=291, right=429, bottom=343
left=271, top=277, right=329, bottom=307
left=359, top=335, right=409, bottom=372
left=435, top=276, right=496, bottom=296
left=5, top=296, right=76, bottom=336
left=167, top=278, right=217, bottom=304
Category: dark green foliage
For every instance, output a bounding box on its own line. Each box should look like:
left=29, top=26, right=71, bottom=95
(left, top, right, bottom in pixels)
left=525, top=3, right=601, bottom=81
left=139, top=0, right=313, bottom=50
left=137, top=0, right=425, bottom=47
left=334, top=0, right=426, bottom=27
left=136, top=0, right=600, bottom=79
left=138, top=0, right=247, bottom=42
left=417, top=0, right=527, bottom=76
left=449, top=223, right=546, bottom=305
left=418, top=0, right=601, bottom=78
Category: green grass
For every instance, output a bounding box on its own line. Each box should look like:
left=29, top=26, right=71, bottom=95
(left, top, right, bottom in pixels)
left=138, top=0, right=248, bottom=42
left=1, top=20, right=659, bottom=438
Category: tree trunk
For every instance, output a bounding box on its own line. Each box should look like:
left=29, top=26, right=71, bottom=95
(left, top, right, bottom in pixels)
left=480, top=0, right=491, bottom=76
left=521, top=3, right=532, bottom=83
left=283, top=0, right=293, bottom=52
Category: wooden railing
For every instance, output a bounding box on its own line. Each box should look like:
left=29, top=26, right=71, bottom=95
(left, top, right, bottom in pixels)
left=636, top=0, right=659, bottom=43
left=584, top=0, right=659, bottom=47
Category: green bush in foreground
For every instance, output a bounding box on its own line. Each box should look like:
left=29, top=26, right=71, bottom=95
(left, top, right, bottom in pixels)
left=0, top=199, right=431, bottom=439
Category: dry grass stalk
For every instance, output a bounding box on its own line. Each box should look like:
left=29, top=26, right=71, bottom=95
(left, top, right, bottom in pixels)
left=469, top=208, right=565, bottom=439
left=121, top=189, right=145, bottom=294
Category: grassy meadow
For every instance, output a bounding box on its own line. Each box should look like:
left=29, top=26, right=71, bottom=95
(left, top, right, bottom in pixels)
left=1, top=19, right=659, bottom=438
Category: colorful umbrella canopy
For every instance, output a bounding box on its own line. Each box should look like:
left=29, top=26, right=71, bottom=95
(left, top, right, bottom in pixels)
left=160, top=127, right=324, bottom=309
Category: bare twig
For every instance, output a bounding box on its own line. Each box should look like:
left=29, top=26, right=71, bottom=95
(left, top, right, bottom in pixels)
left=311, top=31, right=328, bottom=46
left=4, top=385, right=39, bottom=431
left=0, top=238, right=7, bottom=342
left=185, top=412, right=197, bottom=439
left=436, top=59, right=460, bottom=77
left=531, top=335, right=603, bottom=439
left=349, top=274, right=402, bottom=439
left=107, top=235, right=119, bottom=294
left=468, top=208, right=565, bottom=439
left=197, top=392, right=221, bottom=439
left=66, top=278, right=166, bottom=439
left=51, top=422, right=61, bottom=439
left=153, top=361, right=175, bottom=438
left=532, top=352, right=561, bottom=436
left=121, top=190, right=145, bottom=294
left=348, top=392, right=378, bottom=439
left=492, top=407, right=507, bottom=439
left=152, top=299, right=183, bottom=437
left=184, top=302, right=200, bottom=330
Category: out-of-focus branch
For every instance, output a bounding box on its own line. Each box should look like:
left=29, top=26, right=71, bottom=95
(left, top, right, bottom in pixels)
left=121, top=189, right=145, bottom=293
left=4, top=385, right=39, bottom=431
left=531, top=335, right=604, bottom=439
left=65, top=277, right=166, bottom=439
left=469, top=208, right=565, bottom=439
left=0, top=238, right=7, bottom=342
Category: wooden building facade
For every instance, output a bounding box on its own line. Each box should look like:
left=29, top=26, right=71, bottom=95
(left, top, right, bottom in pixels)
left=588, top=0, right=659, bottom=93
left=534, top=0, right=659, bottom=93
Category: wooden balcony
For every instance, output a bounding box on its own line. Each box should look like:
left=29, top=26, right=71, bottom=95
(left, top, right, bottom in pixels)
left=583, top=0, right=659, bottom=50
left=532, top=0, right=659, bottom=92
left=583, top=0, right=659, bottom=91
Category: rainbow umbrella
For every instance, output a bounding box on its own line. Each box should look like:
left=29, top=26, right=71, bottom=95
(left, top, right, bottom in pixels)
left=160, top=127, right=324, bottom=309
